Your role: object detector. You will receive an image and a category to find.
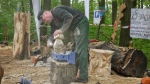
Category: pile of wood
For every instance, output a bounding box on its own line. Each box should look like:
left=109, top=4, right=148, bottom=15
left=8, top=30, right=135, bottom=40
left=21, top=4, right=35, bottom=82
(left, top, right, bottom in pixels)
left=88, top=41, right=147, bottom=78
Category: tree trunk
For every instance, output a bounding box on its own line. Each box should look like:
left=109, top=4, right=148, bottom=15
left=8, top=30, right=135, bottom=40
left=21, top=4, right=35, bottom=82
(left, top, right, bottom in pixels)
left=40, top=0, right=51, bottom=42
left=13, top=13, right=30, bottom=60
left=119, top=0, right=136, bottom=47
left=29, top=0, right=33, bottom=16
left=43, top=0, right=51, bottom=10
left=96, top=0, right=106, bottom=40
left=141, top=0, right=143, bottom=8
left=98, top=0, right=105, bottom=24
left=61, top=0, right=70, bottom=6
left=112, top=0, right=117, bottom=25
left=21, top=0, right=25, bottom=12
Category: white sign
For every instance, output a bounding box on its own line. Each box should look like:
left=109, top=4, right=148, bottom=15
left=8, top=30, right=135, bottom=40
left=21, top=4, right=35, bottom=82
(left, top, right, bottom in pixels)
left=93, top=10, right=101, bottom=24
left=130, top=9, right=150, bottom=39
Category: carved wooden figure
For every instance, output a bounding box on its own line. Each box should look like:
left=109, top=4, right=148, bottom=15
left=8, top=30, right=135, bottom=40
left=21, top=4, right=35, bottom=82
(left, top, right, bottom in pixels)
left=53, top=34, right=64, bottom=54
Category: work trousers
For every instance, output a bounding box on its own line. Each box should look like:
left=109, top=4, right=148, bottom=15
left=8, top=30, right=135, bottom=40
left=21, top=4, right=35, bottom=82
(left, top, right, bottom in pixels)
left=73, top=16, right=89, bottom=80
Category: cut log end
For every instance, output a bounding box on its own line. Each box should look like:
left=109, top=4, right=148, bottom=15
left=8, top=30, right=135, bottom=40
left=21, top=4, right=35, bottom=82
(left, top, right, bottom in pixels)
left=50, top=58, right=76, bottom=84
left=122, top=49, right=147, bottom=77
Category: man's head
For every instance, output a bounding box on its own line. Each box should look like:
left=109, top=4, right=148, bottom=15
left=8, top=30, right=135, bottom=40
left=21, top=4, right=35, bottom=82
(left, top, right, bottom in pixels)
left=37, top=10, right=53, bottom=24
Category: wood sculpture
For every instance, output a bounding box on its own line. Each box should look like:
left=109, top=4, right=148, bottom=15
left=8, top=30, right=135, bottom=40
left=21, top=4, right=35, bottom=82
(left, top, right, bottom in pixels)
left=53, top=34, right=64, bottom=54
left=89, top=49, right=114, bottom=77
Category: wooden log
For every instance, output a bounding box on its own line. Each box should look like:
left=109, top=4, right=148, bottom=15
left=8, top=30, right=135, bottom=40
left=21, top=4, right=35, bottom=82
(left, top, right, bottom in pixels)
left=120, top=49, right=147, bottom=77
left=13, top=12, right=30, bottom=59
left=110, top=49, right=147, bottom=78
left=50, top=58, right=76, bottom=84
left=88, top=42, right=147, bottom=78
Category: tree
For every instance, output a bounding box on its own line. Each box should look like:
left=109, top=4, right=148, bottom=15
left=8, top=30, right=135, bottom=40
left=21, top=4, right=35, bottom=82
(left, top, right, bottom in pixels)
left=119, top=0, right=136, bottom=47
left=61, top=0, right=70, bottom=6
left=112, top=0, right=117, bottom=25
left=29, top=0, right=33, bottom=16
left=98, top=0, right=105, bottom=24
left=40, top=0, right=51, bottom=42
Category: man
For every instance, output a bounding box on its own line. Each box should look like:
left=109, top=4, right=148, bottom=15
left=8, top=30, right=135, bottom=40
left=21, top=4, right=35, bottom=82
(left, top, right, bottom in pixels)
left=37, top=5, right=89, bottom=83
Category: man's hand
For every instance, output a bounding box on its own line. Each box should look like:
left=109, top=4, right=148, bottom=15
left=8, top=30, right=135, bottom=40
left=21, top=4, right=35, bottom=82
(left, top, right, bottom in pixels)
left=47, top=39, right=53, bottom=48
left=53, top=30, right=62, bottom=36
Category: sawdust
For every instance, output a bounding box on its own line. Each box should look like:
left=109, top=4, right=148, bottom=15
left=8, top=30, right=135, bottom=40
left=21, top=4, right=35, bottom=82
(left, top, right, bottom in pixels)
left=0, top=46, right=144, bottom=84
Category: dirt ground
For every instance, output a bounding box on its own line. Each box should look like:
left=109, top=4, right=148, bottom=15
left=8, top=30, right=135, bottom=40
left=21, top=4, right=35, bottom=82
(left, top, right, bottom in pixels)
left=0, top=45, right=145, bottom=84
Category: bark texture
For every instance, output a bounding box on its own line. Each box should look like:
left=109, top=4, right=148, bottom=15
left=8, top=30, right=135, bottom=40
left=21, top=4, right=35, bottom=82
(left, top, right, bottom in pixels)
left=13, top=13, right=30, bottom=59
left=50, top=58, right=76, bottom=84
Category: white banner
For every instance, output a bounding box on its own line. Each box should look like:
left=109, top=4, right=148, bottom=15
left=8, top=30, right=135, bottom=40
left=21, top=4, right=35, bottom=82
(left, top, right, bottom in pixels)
left=32, top=0, right=41, bottom=48
left=130, top=9, right=150, bottom=39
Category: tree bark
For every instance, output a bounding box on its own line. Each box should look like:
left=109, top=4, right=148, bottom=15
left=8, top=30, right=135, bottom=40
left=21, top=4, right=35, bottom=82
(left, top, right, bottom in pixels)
left=13, top=13, right=30, bottom=60
left=112, top=0, right=117, bottom=25
left=119, top=0, right=136, bottom=47
left=43, top=0, right=51, bottom=10
left=21, top=0, right=25, bottom=12
left=40, top=0, right=51, bottom=42
left=61, top=0, right=70, bottom=6
left=111, top=49, right=147, bottom=78
left=121, top=49, right=147, bottom=77
left=29, top=0, right=33, bottom=16
left=50, top=58, right=76, bottom=84
left=98, top=0, right=105, bottom=24
left=141, top=0, right=143, bottom=8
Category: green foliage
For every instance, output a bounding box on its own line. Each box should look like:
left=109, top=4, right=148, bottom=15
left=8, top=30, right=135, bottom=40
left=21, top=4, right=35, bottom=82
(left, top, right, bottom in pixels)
left=72, top=0, right=84, bottom=12
left=51, top=0, right=61, bottom=7
left=0, top=0, right=30, bottom=43
left=143, top=0, right=150, bottom=8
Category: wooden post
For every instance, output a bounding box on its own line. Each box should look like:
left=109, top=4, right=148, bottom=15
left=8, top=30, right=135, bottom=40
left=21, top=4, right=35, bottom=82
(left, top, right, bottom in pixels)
left=13, top=12, right=30, bottom=59
left=50, top=58, right=76, bottom=84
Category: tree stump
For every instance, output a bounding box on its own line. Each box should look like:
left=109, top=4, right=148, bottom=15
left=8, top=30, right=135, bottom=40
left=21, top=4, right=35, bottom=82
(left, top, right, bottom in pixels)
left=89, top=49, right=114, bottom=77
left=13, top=12, right=30, bottom=59
left=50, top=58, right=76, bottom=84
